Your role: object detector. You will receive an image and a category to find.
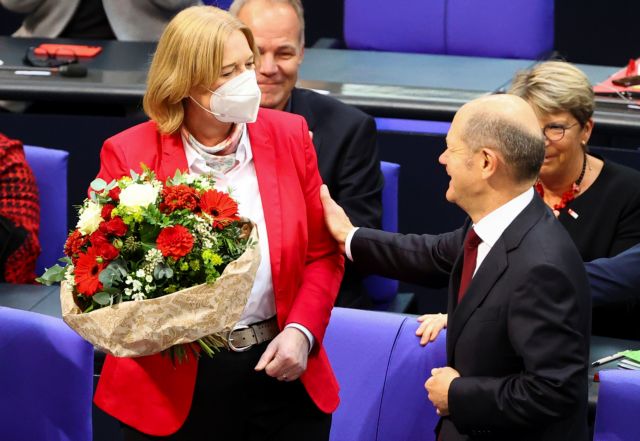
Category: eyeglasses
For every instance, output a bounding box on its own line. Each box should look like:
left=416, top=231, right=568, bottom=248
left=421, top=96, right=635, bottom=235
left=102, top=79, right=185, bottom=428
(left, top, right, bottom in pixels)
left=23, top=46, right=78, bottom=68
left=542, top=122, right=579, bottom=141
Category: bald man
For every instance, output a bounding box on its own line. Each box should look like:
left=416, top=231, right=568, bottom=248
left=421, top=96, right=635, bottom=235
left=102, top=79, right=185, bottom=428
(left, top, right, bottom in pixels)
left=321, top=95, right=590, bottom=441
left=230, top=0, right=383, bottom=309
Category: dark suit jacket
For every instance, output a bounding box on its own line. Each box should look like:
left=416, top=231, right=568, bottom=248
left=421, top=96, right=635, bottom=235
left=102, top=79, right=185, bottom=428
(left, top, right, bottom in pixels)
left=289, top=87, right=383, bottom=308
left=351, top=195, right=591, bottom=441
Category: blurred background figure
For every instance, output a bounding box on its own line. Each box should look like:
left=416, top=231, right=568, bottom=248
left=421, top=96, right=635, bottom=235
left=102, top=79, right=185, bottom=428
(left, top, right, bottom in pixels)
left=0, top=133, right=40, bottom=284
left=509, top=61, right=640, bottom=339
left=230, top=0, right=383, bottom=309
left=0, top=0, right=202, bottom=41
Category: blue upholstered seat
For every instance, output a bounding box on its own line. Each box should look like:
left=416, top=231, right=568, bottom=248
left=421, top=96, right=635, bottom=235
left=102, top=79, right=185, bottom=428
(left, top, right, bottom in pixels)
left=325, top=307, right=445, bottom=441
left=363, top=161, right=400, bottom=310
left=23, top=145, right=69, bottom=276
left=344, top=0, right=554, bottom=59
left=593, top=369, right=640, bottom=441
left=0, top=307, right=93, bottom=441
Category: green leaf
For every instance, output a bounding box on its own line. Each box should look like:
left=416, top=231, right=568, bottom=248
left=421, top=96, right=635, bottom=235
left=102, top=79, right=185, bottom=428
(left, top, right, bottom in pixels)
left=36, top=264, right=68, bottom=285
left=90, top=178, right=107, bottom=192
left=93, top=292, right=111, bottom=306
left=140, top=223, right=161, bottom=244
left=98, top=259, right=127, bottom=289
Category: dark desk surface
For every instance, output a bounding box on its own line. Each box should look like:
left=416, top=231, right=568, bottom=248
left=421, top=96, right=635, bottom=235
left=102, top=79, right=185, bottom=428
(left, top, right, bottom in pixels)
left=0, top=282, right=61, bottom=318
left=0, top=37, right=638, bottom=132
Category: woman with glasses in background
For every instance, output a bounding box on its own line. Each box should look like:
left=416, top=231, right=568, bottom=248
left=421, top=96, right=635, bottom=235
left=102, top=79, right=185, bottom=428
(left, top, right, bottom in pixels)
left=509, top=61, right=640, bottom=262
left=417, top=61, right=640, bottom=344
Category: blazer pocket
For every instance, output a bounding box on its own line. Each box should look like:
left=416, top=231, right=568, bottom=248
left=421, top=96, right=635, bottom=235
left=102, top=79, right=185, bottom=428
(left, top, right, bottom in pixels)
left=470, top=305, right=501, bottom=322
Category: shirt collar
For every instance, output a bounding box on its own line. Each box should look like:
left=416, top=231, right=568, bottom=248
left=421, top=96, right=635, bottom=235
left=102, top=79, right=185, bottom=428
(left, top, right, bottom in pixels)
left=473, top=187, right=534, bottom=248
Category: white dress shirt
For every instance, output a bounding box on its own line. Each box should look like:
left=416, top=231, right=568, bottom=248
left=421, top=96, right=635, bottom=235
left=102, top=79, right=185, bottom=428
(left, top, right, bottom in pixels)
left=346, top=188, right=534, bottom=278
left=183, top=126, right=314, bottom=348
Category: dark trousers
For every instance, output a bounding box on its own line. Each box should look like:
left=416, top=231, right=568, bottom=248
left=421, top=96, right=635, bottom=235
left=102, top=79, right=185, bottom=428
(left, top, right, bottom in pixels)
left=122, top=341, right=332, bottom=441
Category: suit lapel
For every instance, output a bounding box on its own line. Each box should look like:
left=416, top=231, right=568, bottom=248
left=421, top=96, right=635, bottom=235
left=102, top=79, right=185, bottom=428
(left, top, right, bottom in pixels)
left=159, top=131, right=189, bottom=181
left=446, top=195, right=546, bottom=364
left=290, top=88, right=322, bottom=156
left=247, top=119, right=283, bottom=294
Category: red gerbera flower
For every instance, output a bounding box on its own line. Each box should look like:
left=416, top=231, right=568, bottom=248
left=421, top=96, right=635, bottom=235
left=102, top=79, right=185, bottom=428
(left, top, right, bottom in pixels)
left=160, top=184, right=199, bottom=214
left=156, top=225, right=194, bottom=259
left=199, top=189, right=240, bottom=229
left=64, top=230, right=89, bottom=258
left=74, top=248, right=107, bottom=296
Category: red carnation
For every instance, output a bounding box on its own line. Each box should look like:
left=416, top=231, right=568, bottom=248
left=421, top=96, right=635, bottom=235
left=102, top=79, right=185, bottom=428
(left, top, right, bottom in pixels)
left=108, top=187, right=121, bottom=202
left=101, top=204, right=115, bottom=220
left=199, top=189, right=239, bottom=229
left=100, top=217, right=128, bottom=237
left=89, top=230, right=119, bottom=260
left=64, top=230, right=89, bottom=259
left=74, top=248, right=107, bottom=296
left=160, top=185, right=199, bottom=214
left=156, top=225, right=194, bottom=259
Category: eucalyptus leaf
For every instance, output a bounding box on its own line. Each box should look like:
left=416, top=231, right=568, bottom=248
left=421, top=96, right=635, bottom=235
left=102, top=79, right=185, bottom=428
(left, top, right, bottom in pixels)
left=154, top=263, right=174, bottom=280
left=99, top=259, right=128, bottom=289
left=90, top=178, right=107, bottom=192
left=36, top=264, right=68, bottom=285
left=93, top=292, right=111, bottom=306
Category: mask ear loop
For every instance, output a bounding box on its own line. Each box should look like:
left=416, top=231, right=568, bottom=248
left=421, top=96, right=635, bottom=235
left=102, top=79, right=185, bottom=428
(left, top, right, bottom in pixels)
left=188, top=95, right=224, bottom=118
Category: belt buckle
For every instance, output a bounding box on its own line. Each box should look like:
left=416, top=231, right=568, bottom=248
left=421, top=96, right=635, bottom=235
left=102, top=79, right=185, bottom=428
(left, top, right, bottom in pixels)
left=228, top=324, right=253, bottom=352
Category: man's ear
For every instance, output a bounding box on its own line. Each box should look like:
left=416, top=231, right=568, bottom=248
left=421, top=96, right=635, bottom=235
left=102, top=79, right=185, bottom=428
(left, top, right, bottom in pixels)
left=480, top=148, right=499, bottom=179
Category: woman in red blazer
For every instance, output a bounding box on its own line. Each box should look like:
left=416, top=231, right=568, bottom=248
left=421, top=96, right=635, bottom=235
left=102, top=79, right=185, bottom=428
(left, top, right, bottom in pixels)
left=92, top=6, right=343, bottom=440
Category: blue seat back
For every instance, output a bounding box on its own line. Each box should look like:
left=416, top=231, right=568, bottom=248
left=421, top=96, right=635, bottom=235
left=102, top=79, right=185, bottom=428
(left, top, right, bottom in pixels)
left=0, top=307, right=93, bottom=441
left=363, top=161, right=400, bottom=309
left=325, top=308, right=445, bottom=441
left=344, top=0, right=554, bottom=59
left=201, top=0, right=232, bottom=8
left=23, top=145, right=69, bottom=275
left=593, top=369, right=640, bottom=441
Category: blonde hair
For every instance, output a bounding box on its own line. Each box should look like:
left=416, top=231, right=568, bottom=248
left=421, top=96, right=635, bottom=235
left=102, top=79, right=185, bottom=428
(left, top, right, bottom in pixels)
left=143, top=6, right=259, bottom=134
left=229, top=0, right=305, bottom=46
left=509, top=61, right=595, bottom=126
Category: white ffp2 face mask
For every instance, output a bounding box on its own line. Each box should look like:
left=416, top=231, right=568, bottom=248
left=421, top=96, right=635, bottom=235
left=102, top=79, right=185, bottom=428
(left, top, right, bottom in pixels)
left=190, top=70, right=261, bottom=124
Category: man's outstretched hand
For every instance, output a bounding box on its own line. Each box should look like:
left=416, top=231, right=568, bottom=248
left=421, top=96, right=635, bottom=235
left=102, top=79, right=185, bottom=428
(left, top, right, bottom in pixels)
left=319, top=184, right=354, bottom=254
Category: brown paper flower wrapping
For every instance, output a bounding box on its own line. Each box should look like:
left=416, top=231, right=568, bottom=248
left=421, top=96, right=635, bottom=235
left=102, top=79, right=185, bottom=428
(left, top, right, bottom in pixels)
left=60, top=223, right=260, bottom=358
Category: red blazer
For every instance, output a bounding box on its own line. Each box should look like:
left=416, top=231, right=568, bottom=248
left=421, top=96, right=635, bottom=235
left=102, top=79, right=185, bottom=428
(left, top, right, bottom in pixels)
left=92, top=109, right=344, bottom=436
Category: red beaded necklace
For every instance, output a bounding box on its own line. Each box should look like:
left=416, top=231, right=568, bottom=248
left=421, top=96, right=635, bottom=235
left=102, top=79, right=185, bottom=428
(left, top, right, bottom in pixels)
left=535, top=151, right=587, bottom=217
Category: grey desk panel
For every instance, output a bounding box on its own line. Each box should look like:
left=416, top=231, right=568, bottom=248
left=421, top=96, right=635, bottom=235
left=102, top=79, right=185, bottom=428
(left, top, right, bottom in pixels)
left=301, top=49, right=534, bottom=91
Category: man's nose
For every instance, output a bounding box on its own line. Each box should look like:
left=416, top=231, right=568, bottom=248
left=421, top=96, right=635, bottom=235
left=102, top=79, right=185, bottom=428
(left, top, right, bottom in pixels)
left=259, top=53, right=278, bottom=76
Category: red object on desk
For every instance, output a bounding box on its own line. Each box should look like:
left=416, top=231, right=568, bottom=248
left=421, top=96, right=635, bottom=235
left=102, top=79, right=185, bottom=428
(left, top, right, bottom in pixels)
left=593, top=57, right=640, bottom=97
left=626, top=58, right=637, bottom=76
left=34, top=44, right=102, bottom=58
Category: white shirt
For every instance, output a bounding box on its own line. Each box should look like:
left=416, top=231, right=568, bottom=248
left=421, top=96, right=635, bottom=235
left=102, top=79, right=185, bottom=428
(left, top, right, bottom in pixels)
left=345, top=188, right=534, bottom=278
left=472, top=187, right=534, bottom=274
left=183, top=126, right=314, bottom=348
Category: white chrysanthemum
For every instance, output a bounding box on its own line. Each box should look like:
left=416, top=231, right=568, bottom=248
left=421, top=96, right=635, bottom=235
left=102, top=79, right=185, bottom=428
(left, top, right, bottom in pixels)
left=118, top=183, right=159, bottom=208
left=76, top=201, right=103, bottom=235
left=132, top=292, right=146, bottom=301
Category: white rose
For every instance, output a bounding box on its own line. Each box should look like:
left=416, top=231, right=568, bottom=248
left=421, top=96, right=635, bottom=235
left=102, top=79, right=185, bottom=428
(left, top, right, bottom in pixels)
left=76, top=201, right=103, bottom=235
left=118, top=183, right=159, bottom=209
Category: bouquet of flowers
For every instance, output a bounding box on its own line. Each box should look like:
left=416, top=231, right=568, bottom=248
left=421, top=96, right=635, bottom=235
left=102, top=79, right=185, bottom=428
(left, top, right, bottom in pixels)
left=39, top=166, right=260, bottom=361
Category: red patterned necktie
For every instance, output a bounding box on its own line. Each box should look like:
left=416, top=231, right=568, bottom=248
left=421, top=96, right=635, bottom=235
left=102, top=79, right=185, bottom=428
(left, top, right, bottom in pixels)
left=458, top=227, right=482, bottom=302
